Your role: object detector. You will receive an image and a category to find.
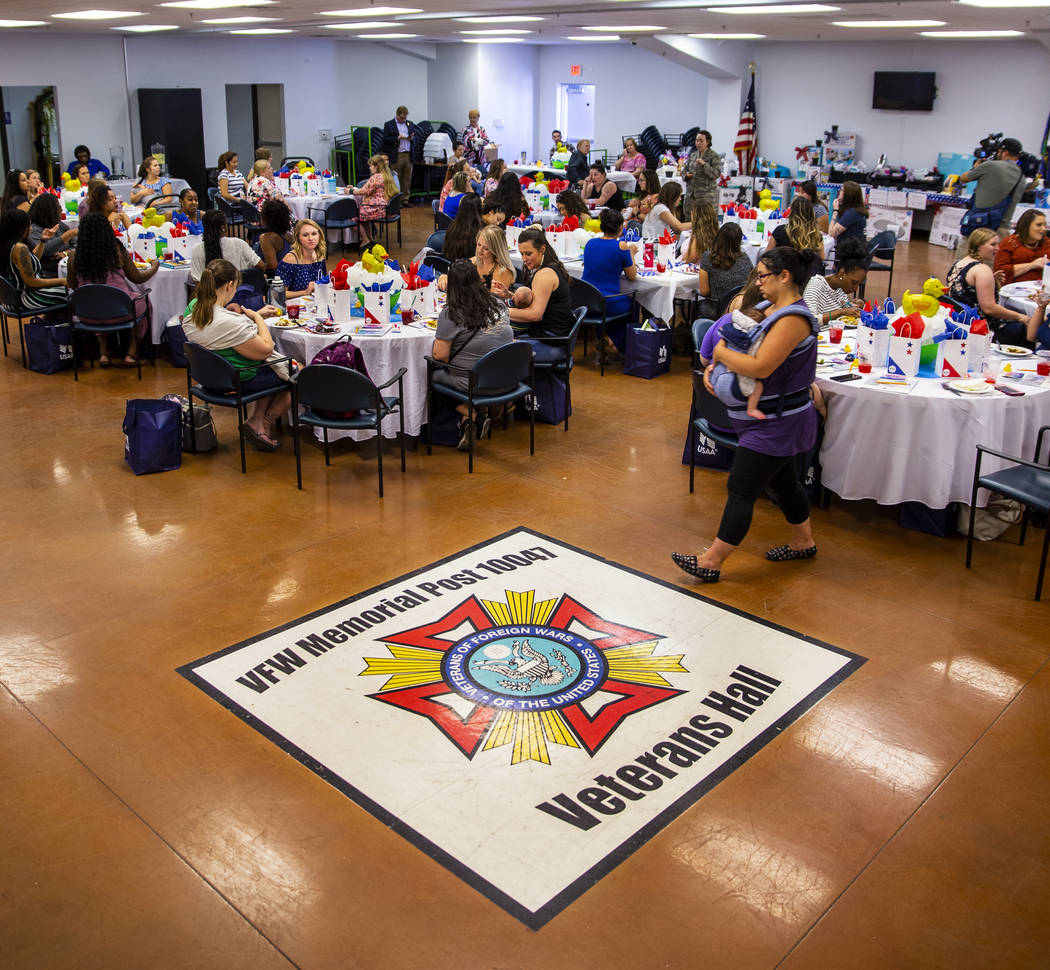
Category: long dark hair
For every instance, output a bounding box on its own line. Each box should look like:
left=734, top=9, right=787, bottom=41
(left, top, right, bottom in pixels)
left=638, top=169, right=660, bottom=196
left=443, top=194, right=484, bottom=261
left=657, top=182, right=682, bottom=211
left=1016, top=208, right=1044, bottom=244
left=29, top=193, right=63, bottom=229
left=2, top=169, right=26, bottom=211
left=487, top=158, right=506, bottom=185
left=759, top=245, right=821, bottom=290
left=838, top=181, right=868, bottom=218
left=0, top=207, right=30, bottom=267
left=445, top=258, right=505, bottom=331
left=710, top=222, right=744, bottom=270
left=202, top=210, right=227, bottom=265
left=517, top=226, right=568, bottom=283
left=491, top=171, right=527, bottom=220
left=191, top=258, right=239, bottom=329
left=557, top=191, right=588, bottom=221
left=87, top=181, right=112, bottom=213
left=72, top=213, right=123, bottom=282
left=261, top=198, right=291, bottom=236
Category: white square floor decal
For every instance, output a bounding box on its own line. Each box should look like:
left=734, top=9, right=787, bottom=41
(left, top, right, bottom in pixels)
left=179, top=528, right=865, bottom=929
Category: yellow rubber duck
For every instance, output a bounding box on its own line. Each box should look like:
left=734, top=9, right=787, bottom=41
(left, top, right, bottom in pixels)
left=922, top=277, right=945, bottom=299
left=141, top=207, right=165, bottom=228
left=901, top=289, right=939, bottom=318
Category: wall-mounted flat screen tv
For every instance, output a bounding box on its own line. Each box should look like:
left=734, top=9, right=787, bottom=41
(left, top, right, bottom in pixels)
left=872, top=72, right=936, bottom=111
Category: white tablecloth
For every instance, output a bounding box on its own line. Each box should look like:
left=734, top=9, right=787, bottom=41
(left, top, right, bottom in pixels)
left=286, top=193, right=357, bottom=245
left=507, top=165, right=637, bottom=194
left=510, top=250, right=697, bottom=323
left=1001, top=280, right=1042, bottom=316
left=269, top=313, right=431, bottom=441
left=816, top=362, right=1050, bottom=508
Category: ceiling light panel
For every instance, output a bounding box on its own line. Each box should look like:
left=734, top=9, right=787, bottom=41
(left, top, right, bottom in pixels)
left=566, top=34, right=622, bottom=40
left=460, top=28, right=532, bottom=33
left=0, top=18, right=47, bottom=25
left=115, top=23, right=180, bottom=29
left=201, top=16, right=279, bottom=22
left=462, top=36, right=524, bottom=41
left=707, top=4, right=840, bottom=12
left=322, top=20, right=404, bottom=27
left=833, top=19, right=945, bottom=26
left=455, top=15, right=544, bottom=22
left=689, top=31, right=766, bottom=37
left=230, top=27, right=293, bottom=33
left=920, top=28, right=1024, bottom=34
left=581, top=24, right=666, bottom=30
left=161, top=0, right=274, bottom=8
left=319, top=6, right=421, bottom=13
left=52, top=9, right=144, bottom=19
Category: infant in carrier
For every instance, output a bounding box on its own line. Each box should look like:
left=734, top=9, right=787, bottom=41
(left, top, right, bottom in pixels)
left=712, top=307, right=768, bottom=420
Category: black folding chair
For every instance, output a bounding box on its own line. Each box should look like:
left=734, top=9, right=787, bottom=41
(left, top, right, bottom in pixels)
left=688, top=368, right=739, bottom=493
left=292, top=364, right=406, bottom=495
left=308, top=197, right=359, bottom=257
left=69, top=284, right=152, bottom=381
left=371, top=195, right=402, bottom=248
left=423, top=253, right=450, bottom=275
left=862, top=230, right=897, bottom=300
left=235, top=200, right=263, bottom=246
left=569, top=277, right=633, bottom=377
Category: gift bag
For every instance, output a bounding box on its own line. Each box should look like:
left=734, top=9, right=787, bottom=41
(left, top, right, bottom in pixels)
left=122, top=399, right=182, bottom=475
left=935, top=330, right=970, bottom=379
left=624, top=321, right=672, bottom=379
left=523, top=372, right=571, bottom=424
left=305, top=176, right=321, bottom=196
left=288, top=174, right=304, bottom=197
left=314, top=281, right=332, bottom=315
left=855, top=321, right=890, bottom=367
left=886, top=317, right=925, bottom=378
left=275, top=175, right=290, bottom=195
left=417, top=282, right=437, bottom=317
left=331, top=288, right=354, bottom=322
left=360, top=288, right=392, bottom=324
left=26, top=319, right=74, bottom=374
left=967, top=319, right=991, bottom=374
left=132, top=233, right=157, bottom=263
left=505, top=225, right=522, bottom=251
left=657, top=243, right=674, bottom=269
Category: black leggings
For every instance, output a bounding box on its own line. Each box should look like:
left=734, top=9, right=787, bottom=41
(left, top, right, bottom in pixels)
left=717, top=446, right=811, bottom=546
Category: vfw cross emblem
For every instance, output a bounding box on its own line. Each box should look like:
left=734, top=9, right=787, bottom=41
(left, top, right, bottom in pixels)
left=361, top=590, right=687, bottom=764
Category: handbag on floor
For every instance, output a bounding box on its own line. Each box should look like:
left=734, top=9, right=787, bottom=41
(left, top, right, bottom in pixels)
left=163, top=394, right=218, bottom=452
left=123, top=399, right=183, bottom=475
left=26, top=319, right=74, bottom=374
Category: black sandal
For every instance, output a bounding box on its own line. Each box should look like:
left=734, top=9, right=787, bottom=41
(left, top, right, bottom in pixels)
left=766, top=545, right=817, bottom=562
left=671, top=552, right=720, bottom=583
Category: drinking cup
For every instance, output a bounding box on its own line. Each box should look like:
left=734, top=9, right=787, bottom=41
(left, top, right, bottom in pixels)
left=1037, top=360, right=1050, bottom=377
left=287, top=304, right=300, bottom=319
left=829, top=324, right=843, bottom=344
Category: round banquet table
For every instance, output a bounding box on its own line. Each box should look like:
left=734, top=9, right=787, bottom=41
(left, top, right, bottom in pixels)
left=816, top=358, right=1050, bottom=509
left=269, top=311, right=431, bottom=442
left=285, top=193, right=358, bottom=246
left=506, top=164, right=637, bottom=194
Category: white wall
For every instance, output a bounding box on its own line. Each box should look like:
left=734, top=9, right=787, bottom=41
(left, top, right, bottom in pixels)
left=536, top=45, right=709, bottom=161
left=2, top=86, right=41, bottom=172
left=478, top=44, right=538, bottom=166
left=426, top=44, right=478, bottom=134
left=755, top=40, right=1050, bottom=171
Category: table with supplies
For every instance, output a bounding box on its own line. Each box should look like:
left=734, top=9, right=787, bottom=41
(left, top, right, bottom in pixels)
left=815, top=333, right=1050, bottom=509
left=268, top=296, right=433, bottom=442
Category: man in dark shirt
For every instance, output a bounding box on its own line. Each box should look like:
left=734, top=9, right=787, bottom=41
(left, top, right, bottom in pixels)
left=382, top=106, right=415, bottom=207
left=957, top=137, right=1031, bottom=249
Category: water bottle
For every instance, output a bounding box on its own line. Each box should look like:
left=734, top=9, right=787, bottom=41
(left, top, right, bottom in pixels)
left=267, top=278, right=286, bottom=311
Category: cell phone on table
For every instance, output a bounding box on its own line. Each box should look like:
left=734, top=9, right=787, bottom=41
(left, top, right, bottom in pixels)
left=994, top=384, right=1025, bottom=396
left=830, top=372, right=862, bottom=382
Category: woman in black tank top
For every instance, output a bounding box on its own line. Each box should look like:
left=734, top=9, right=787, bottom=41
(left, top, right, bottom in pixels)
left=581, top=163, right=625, bottom=212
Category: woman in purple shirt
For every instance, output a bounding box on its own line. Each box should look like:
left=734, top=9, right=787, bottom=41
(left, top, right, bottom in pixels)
left=673, top=247, right=820, bottom=583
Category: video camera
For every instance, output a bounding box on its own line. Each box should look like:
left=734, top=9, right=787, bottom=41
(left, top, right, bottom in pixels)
left=974, top=132, right=1041, bottom=177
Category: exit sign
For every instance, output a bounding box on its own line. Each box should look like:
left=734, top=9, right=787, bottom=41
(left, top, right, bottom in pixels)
left=569, top=64, right=582, bottom=76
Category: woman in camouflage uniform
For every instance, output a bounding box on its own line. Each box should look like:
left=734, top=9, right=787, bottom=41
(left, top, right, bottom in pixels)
left=682, top=130, right=720, bottom=218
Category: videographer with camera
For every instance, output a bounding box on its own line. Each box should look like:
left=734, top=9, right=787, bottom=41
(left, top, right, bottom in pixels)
left=956, top=136, right=1036, bottom=253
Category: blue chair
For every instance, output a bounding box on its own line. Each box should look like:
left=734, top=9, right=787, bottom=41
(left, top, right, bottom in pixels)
left=292, top=363, right=406, bottom=496
left=966, top=426, right=1050, bottom=600
left=0, top=276, right=70, bottom=369
left=69, top=284, right=151, bottom=381
left=423, top=253, right=450, bottom=275
left=426, top=342, right=535, bottom=474
left=691, top=316, right=719, bottom=368
left=527, top=306, right=586, bottom=431
left=569, top=277, right=634, bottom=377
left=235, top=200, right=262, bottom=246
left=308, top=197, right=359, bottom=257
left=184, top=343, right=295, bottom=474
left=688, top=368, right=739, bottom=494
left=426, top=230, right=446, bottom=253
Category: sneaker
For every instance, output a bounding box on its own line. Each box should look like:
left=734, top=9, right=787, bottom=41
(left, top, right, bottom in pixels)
left=476, top=413, right=492, bottom=440
left=457, top=417, right=473, bottom=451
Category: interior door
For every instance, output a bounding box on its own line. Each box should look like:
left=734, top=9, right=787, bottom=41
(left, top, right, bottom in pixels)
left=138, top=88, right=207, bottom=194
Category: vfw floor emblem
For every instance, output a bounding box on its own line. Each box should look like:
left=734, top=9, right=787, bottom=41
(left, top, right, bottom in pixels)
left=361, top=589, right=687, bottom=764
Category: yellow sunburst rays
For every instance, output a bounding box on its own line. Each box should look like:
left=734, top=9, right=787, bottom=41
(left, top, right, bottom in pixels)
left=602, top=642, right=688, bottom=688
left=359, top=645, right=443, bottom=691
left=479, top=588, right=557, bottom=627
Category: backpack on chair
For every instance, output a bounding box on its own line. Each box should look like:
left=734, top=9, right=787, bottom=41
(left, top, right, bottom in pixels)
left=308, top=335, right=373, bottom=417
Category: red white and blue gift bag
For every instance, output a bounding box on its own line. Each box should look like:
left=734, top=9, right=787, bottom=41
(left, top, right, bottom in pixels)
left=886, top=314, right=925, bottom=379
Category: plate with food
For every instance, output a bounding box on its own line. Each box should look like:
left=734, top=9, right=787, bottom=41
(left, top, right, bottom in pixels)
left=994, top=344, right=1034, bottom=358
left=947, top=379, right=994, bottom=395
left=271, top=316, right=303, bottom=328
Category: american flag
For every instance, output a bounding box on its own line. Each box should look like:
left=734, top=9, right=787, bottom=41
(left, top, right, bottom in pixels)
left=734, top=73, right=757, bottom=175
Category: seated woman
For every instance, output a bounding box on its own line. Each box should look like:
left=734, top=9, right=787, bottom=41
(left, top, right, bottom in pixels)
left=582, top=208, right=638, bottom=356
left=438, top=160, right=469, bottom=212
left=277, top=218, right=327, bottom=298
left=86, top=181, right=131, bottom=230
left=2, top=169, right=29, bottom=213
left=642, top=182, right=689, bottom=236
left=0, top=208, right=68, bottom=313
left=440, top=224, right=515, bottom=294
left=130, top=156, right=173, bottom=205
left=489, top=172, right=529, bottom=222
left=28, top=193, right=78, bottom=278
left=259, top=199, right=292, bottom=275
left=580, top=163, right=625, bottom=211
left=566, top=139, right=591, bottom=188
left=616, top=137, right=646, bottom=174
left=67, top=145, right=110, bottom=180
left=697, top=222, right=754, bottom=318
left=801, top=236, right=868, bottom=327
left=828, top=181, right=867, bottom=244
left=483, top=158, right=505, bottom=197
left=994, top=209, right=1050, bottom=284
left=795, top=180, right=830, bottom=233
left=431, top=258, right=515, bottom=449
left=683, top=202, right=718, bottom=265
left=176, top=188, right=202, bottom=227
left=1025, top=290, right=1050, bottom=350
left=481, top=198, right=506, bottom=227
left=493, top=227, right=575, bottom=362
left=353, top=154, right=396, bottom=246
left=770, top=197, right=823, bottom=255
left=553, top=191, right=589, bottom=224
left=217, top=151, right=246, bottom=202
left=183, top=258, right=292, bottom=452
left=443, top=194, right=484, bottom=261
left=23, top=170, right=44, bottom=210
left=71, top=162, right=92, bottom=189
left=191, top=210, right=265, bottom=283
left=246, top=159, right=283, bottom=209
left=442, top=172, right=473, bottom=220
left=948, top=228, right=1035, bottom=346
left=623, top=169, right=660, bottom=225
left=66, top=212, right=159, bottom=367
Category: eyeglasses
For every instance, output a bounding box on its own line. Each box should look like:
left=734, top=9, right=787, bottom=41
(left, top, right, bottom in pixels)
left=755, top=270, right=777, bottom=282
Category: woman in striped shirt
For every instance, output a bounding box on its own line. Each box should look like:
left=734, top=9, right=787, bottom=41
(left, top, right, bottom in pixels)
left=801, top=236, right=868, bottom=327
left=217, top=151, right=246, bottom=202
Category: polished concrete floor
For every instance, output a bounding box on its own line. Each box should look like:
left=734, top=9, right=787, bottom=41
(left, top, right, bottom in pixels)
left=1, top=210, right=1048, bottom=969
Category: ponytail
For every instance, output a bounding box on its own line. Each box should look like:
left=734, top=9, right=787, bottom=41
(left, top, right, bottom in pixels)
left=202, top=210, right=226, bottom=265
left=191, top=258, right=238, bottom=329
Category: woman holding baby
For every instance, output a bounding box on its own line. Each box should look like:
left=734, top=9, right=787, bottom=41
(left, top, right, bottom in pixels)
left=672, top=246, right=821, bottom=584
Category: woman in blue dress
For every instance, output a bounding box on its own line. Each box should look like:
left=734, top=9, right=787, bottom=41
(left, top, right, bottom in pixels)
left=277, top=219, right=327, bottom=298
left=582, top=208, right=637, bottom=356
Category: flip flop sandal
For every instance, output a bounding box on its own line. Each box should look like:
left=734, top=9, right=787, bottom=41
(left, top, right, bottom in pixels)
left=671, top=552, right=720, bottom=583
left=244, top=425, right=280, bottom=452
left=98, top=355, right=111, bottom=368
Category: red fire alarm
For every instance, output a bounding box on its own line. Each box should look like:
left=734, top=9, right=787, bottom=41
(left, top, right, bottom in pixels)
left=569, top=64, right=582, bottom=76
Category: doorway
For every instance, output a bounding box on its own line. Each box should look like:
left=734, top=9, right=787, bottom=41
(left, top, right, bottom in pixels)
left=1, top=85, right=60, bottom=188
left=557, top=83, right=595, bottom=146
left=225, top=84, right=285, bottom=170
